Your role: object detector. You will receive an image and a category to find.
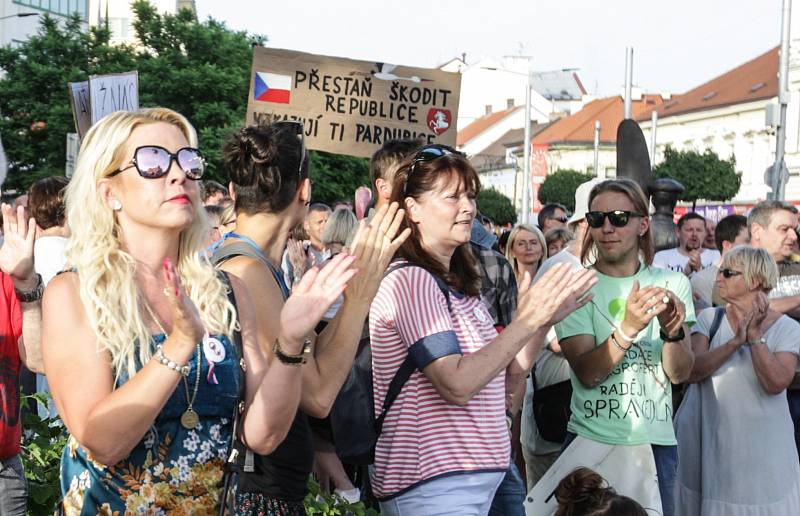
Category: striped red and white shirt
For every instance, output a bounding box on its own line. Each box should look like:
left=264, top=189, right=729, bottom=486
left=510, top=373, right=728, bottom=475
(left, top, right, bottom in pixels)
left=369, top=265, right=510, bottom=499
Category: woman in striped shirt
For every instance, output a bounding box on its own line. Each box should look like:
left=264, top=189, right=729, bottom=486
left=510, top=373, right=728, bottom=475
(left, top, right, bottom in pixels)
left=369, top=144, right=596, bottom=516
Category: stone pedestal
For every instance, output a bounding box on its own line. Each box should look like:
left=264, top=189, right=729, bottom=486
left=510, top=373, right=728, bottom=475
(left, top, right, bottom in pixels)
left=648, top=178, right=685, bottom=252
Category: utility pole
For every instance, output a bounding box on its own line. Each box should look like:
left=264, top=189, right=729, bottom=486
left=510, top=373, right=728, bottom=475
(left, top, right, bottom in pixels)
left=593, top=121, right=601, bottom=177
left=522, top=62, right=532, bottom=224
left=650, top=110, right=658, bottom=163
left=624, top=47, right=634, bottom=119
left=770, top=0, right=793, bottom=200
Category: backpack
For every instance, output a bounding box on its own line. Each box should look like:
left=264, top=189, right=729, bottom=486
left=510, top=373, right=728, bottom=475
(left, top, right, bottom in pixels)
left=328, top=263, right=453, bottom=465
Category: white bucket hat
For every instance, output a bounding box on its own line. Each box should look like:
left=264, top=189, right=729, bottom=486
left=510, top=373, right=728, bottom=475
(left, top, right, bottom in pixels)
left=568, top=178, right=604, bottom=224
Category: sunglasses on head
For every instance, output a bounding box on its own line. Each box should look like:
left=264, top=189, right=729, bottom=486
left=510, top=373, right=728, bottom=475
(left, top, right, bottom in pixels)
left=272, top=120, right=307, bottom=183
left=110, top=145, right=205, bottom=180
left=404, top=144, right=466, bottom=195
left=585, top=210, right=644, bottom=229
left=718, top=268, right=743, bottom=278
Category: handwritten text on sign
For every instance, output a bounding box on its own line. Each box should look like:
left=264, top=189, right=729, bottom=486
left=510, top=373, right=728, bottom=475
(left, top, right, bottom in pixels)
left=246, top=48, right=461, bottom=158
left=89, top=71, right=139, bottom=125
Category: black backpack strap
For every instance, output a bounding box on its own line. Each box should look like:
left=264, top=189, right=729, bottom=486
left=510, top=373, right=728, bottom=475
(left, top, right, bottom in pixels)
left=374, top=354, right=415, bottom=435
left=373, top=263, right=454, bottom=436
left=708, top=306, right=726, bottom=344
left=218, top=272, right=247, bottom=516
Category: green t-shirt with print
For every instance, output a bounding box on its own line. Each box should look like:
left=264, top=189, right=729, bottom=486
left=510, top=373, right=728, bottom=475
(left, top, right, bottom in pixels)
left=555, top=264, right=695, bottom=446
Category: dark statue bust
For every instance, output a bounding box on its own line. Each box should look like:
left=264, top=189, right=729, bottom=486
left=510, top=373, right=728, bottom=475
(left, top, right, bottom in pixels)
left=616, top=119, right=684, bottom=253
left=648, top=178, right=685, bottom=252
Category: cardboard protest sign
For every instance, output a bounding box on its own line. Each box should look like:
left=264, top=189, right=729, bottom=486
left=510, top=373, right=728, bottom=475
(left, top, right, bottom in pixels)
left=89, top=71, right=139, bottom=124
left=68, top=71, right=139, bottom=139
left=246, top=47, right=461, bottom=158
left=68, top=81, right=91, bottom=139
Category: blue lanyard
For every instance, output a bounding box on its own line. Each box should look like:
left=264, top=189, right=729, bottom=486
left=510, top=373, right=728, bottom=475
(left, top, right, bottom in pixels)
left=210, top=232, right=290, bottom=299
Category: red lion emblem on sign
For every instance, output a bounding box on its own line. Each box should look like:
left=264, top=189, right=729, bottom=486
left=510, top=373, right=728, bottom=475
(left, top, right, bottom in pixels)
left=427, top=108, right=452, bottom=136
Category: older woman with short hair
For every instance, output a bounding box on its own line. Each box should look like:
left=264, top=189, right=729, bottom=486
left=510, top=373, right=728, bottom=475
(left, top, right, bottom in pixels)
left=675, top=245, right=800, bottom=515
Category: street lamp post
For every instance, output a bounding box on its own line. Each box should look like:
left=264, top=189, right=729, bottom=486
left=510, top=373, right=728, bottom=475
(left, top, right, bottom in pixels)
left=770, top=0, right=792, bottom=200
left=521, top=64, right=532, bottom=224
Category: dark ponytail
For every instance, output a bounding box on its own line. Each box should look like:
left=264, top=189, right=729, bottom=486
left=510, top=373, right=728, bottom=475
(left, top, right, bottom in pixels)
left=223, top=123, right=307, bottom=215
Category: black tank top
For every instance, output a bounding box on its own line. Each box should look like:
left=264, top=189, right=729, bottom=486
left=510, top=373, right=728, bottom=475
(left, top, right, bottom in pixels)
left=238, top=410, right=314, bottom=500
left=210, top=238, right=315, bottom=500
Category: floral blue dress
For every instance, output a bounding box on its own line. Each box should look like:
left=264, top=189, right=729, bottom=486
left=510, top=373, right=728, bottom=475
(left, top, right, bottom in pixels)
left=60, top=333, right=241, bottom=515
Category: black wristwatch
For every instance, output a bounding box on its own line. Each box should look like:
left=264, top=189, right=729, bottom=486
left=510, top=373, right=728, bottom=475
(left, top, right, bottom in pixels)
left=14, top=274, right=43, bottom=303
left=273, top=338, right=312, bottom=365
left=660, top=327, right=686, bottom=342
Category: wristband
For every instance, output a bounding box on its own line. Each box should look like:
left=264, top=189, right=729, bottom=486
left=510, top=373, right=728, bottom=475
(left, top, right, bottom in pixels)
left=14, top=273, right=43, bottom=303
left=273, top=338, right=312, bottom=365
left=614, top=323, right=636, bottom=343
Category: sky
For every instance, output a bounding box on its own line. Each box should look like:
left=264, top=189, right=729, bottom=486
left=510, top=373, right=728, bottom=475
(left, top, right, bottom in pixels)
left=197, top=0, right=783, bottom=97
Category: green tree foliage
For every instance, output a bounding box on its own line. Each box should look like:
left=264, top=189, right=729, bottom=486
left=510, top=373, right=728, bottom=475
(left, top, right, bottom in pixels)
left=0, top=1, right=369, bottom=193
left=309, top=151, right=369, bottom=206
left=538, top=169, right=593, bottom=212
left=477, top=188, right=517, bottom=226
left=653, top=145, right=741, bottom=208
left=0, top=15, right=135, bottom=190
left=130, top=0, right=264, bottom=182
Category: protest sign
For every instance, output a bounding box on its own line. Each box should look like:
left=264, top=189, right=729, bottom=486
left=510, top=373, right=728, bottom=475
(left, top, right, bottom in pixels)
left=89, top=71, right=139, bottom=124
left=68, top=81, right=91, bottom=139
left=246, top=47, right=461, bottom=158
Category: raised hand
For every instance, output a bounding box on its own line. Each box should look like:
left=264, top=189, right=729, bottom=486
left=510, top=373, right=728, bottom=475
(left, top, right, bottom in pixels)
left=657, top=290, right=687, bottom=337
left=727, top=304, right=751, bottom=347
left=515, top=264, right=597, bottom=331
left=0, top=203, right=36, bottom=287
left=745, top=292, right=770, bottom=342
left=279, top=252, right=359, bottom=344
left=286, top=238, right=307, bottom=281
left=620, top=281, right=669, bottom=335
left=162, top=257, right=205, bottom=344
left=685, top=249, right=702, bottom=275
left=341, top=202, right=411, bottom=302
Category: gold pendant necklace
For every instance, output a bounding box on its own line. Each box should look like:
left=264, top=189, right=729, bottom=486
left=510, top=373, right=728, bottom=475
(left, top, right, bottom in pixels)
left=143, top=297, right=202, bottom=429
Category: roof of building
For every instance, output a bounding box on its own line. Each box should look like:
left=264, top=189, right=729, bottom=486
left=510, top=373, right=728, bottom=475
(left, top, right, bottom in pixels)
left=533, top=95, right=663, bottom=145
left=532, top=70, right=587, bottom=100
left=637, top=46, right=778, bottom=121
left=457, top=106, right=523, bottom=146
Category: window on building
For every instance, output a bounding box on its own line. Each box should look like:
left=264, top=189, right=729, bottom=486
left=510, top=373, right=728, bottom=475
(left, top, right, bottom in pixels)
left=507, top=98, right=515, bottom=109
left=13, top=0, right=88, bottom=21
left=485, top=105, right=492, bottom=116
left=108, top=17, right=131, bottom=39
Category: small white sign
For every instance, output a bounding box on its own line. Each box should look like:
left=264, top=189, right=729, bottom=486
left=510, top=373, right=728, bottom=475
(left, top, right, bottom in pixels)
left=88, top=71, right=139, bottom=125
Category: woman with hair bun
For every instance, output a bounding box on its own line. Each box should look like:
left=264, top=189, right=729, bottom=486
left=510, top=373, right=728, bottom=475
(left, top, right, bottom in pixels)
left=215, top=121, right=408, bottom=513
left=44, top=108, right=357, bottom=514
left=554, top=467, right=648, bottom=516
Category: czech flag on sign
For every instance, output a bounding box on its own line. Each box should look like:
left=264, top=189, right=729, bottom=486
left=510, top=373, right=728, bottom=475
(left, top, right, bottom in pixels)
left=254, top=72, right=292, bottom=103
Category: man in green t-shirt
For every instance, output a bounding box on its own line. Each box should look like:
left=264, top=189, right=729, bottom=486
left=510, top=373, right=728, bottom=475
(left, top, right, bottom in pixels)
left=555, top=178, right=695, bottom=516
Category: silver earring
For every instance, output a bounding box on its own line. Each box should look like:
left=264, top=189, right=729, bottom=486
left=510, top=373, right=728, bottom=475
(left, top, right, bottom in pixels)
left=111, top=199, right=122, bottom=211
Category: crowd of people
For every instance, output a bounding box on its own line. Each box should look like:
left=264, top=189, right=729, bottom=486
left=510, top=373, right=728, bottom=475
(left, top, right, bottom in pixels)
left=1, top=106, right=800, bottom=516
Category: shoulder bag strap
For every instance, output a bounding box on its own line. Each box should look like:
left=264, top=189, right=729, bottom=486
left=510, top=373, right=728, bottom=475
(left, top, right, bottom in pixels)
left=708, top=306, right=726, bottom=344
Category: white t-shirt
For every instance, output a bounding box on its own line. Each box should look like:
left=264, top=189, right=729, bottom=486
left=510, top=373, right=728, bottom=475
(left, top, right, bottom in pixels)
left=653, top=247, right=720, bottom=276
left=34, top=236, right=68, bottom=286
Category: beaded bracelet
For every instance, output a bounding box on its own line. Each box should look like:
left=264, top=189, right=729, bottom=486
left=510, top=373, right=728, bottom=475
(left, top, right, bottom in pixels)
left=153, top=345, right=190, bottom=377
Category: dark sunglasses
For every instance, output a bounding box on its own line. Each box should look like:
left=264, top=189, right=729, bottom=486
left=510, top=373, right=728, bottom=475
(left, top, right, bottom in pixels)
left=272, top=121, right=306, bottom=182
left=110, top=145, right=205, bottom=180
left=718, top=268, right=743, bottom=278
left=404, top=144, right=465, bottom=195
left=585, top=210, right=644, bottom=229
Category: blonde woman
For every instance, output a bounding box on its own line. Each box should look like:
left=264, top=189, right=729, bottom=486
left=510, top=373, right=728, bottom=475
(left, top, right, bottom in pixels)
left=506, top=224, right=547, bottom=283
left=42, top=108, right=357, bottom=514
